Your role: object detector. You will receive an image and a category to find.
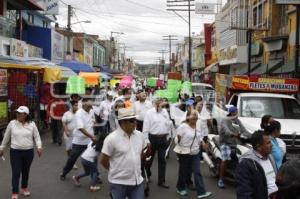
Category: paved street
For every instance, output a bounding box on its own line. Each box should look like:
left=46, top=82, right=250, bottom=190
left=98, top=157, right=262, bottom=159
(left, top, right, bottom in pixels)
left=0, top=131, right=235, bottom=199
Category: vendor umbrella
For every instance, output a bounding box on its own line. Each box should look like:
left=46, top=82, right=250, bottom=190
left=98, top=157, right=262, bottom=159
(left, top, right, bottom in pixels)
left=60, top=60, right=95, bottom=73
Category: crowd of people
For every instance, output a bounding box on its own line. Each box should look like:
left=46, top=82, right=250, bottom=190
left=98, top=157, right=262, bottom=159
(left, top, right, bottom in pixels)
left=0, top=81, right=299, bottom=199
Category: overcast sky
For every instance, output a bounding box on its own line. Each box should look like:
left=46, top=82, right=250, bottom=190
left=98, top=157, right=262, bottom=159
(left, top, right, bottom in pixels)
left=56, top=0, right=225, bottom=64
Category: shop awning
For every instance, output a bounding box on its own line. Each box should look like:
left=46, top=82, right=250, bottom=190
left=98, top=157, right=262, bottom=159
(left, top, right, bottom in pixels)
left=0, top=62, right=45, bottom=70
left=56, top=66, right=77, bottom=79
left=60, top=60, right=95, bottom=73
left=272, top=60, right=295, bottom=74
left=79, top=72, right=100, bottom=86
left=43, top=67, right=62, bottom=83
left=204, top=62, right=218, bottom=73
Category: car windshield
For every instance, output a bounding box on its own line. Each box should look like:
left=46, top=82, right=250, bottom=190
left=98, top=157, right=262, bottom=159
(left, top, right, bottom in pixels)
left=240, top=97, right=300, bottom=119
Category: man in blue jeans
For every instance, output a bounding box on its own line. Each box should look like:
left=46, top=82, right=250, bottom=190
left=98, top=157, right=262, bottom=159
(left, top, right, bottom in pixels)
left=100, top=108, right=146, bottom=199
left=60, top=99, right=96, bottom=180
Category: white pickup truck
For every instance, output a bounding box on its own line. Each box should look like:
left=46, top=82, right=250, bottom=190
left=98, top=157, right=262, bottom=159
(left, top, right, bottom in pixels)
left=212, top=92, right=300, bottom=158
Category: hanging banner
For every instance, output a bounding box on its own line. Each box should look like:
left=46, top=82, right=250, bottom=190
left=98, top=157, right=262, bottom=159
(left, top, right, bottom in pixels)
left=0, top=69, right=8, bottom=96
left=231, top=76, right=299, bottom=93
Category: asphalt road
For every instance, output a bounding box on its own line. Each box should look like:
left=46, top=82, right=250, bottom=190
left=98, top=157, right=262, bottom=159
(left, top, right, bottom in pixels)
left=0, top=132, right=235, bottom=199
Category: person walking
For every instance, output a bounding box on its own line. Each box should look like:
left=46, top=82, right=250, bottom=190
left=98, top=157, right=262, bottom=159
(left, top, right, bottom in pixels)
left=134, top=91, right=152, bottom=132
left=143, top=98, right=170, bottom=188
left=108, top=100, right=125, bottom=132
left=100, top=108, right=145, bottom=199
left=94, top=92, right=113, bottom=135
left=72, top=139, right=102, bottom=192
left=236, top=130, right=278, bottom=199
left=60, top=99, right=96, bottom=180
left=47, top=97, right=67, bottom=146
left=0, top=106, right=42, bottom=199
left=62, top=100, right=78, bottom=160
left=174, top=110, right=212, bottom=198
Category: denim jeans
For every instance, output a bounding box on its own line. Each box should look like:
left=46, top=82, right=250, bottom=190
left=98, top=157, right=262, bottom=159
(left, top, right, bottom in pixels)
left=76, top=158, right=98, bottom=186
left=109, top=182, right=144, bottom=199
left=62, top=144, right=87, bottom=176
left=10, top=148, right=34, bottom=193
left=176, top=153, right=207, bottom=195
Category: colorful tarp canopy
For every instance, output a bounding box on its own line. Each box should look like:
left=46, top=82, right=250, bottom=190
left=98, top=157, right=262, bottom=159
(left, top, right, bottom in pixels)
left=79, top=72, right=100, bottom=86
left=147, top=77, right=158, bottom=87
left=60, top=60, right=95, bottom=73
left=57, top=65, right=77, bottom=79
left=0, top=62, right=61, bottom=84
left=66, top=76, right=86, bottom=94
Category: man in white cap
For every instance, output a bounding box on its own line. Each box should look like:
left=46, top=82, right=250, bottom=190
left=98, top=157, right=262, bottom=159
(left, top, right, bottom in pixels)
left=100, top=108, right=145, bottom=199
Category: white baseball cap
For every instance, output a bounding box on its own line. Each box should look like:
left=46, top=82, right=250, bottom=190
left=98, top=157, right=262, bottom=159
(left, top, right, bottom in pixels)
left=16, top=106, right=29, bottom=114
left=117, top=108, right=136, bottom=121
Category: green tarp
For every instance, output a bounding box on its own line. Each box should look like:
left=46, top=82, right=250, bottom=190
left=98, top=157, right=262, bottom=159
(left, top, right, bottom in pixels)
left=66, top=76, right=86, bottom=94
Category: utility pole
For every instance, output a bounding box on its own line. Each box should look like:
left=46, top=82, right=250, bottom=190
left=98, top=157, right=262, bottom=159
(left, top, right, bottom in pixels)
left=158, top=50, right=168, bottom=74
left=163, top=35, right=178, bottom=73
left=167, top=0, right=195, bottom=80
left=67, top=5, right=72, bottom=53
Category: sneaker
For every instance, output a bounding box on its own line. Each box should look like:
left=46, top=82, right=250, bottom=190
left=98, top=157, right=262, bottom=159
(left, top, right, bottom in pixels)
left=11, top=194, right=18, bottom=199
left=72, top=176, right=81, bottom=186
left=177, top=189, right=188, bottom=196
left=73, top=164, right=78, bottom=170
left=217, top=180, right=225, bottom=189
left=197, top=192, right=212, bottom=198
left=90, top=186, right=101, bottom=192
left=60, top=174, right=66, bottom=181
left=20, top=188, right=31, bottom=196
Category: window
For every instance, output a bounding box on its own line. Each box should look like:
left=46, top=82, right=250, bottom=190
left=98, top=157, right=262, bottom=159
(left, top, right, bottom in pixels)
left=43, top=21, right=48, bottom=28
left=28, top=13, right=34, bottom=24
left=252, top=1, right=263, bottom=28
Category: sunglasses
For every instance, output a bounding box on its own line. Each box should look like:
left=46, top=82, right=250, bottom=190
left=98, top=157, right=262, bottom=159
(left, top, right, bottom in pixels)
left=124, top=119, right=137, bottom=123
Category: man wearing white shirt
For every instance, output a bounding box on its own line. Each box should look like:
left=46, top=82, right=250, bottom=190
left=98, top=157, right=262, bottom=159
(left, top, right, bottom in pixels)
left=100, top=108, right=145, bottom=199
left=60, top=99, right=96, bottom=180
left=94, top=92, right=113, bottom=134
left=134, top=91, right=152, bottom=132
left=143, top=98, right=170, bottom=188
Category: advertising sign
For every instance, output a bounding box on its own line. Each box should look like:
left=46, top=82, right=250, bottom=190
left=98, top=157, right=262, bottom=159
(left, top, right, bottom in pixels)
left=195, top=3, right=215, bottom=14
left=276, top=0, right=300, bottom=4
left=51, top=30, right=64, bottom=64
left=36, top=0, right=59, bottom=15
left=231, top=76, right=299, bottom=93
left=10, top=39, right=28, bottom=58
left=0, top=69, right=7, bottom=97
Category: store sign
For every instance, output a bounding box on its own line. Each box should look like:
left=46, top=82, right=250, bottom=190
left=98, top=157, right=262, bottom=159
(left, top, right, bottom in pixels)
left=0, top=69, right=8, bottom=96
left=51, top=30, right=64, bottom=64
left=10, top=39, right=28, bottom=58
left=231, top=76, right=299, bottom=93
left=276, top=0, right=300, bottom=4
left=36, top=0, right=59, bottom=15
left=219, top=47, right=238, bottom=61
left=195, top=3, right=215, bottom=14
left=28, top=44, right=43, bottom=58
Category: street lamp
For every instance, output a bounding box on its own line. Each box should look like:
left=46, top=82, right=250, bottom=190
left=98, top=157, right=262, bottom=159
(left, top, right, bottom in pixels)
left=71, top=20, right=91, bottom=25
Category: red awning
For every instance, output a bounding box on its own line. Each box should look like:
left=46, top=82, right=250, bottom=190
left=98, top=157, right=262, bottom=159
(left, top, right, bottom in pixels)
left=7, top=0, right=44, bottom=11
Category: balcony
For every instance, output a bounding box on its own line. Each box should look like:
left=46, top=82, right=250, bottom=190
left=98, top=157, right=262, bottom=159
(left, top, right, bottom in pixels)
left=0, top=16, right=16, bottom=38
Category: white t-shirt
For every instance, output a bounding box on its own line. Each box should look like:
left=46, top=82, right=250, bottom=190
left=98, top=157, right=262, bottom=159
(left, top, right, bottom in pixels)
left=94, top=100, right=112, bottom=121
left=102, top=128, right=145, bottom=186
left=134, top=100, right=152, bottom=121
left=62, top=111, right=77, bottom=137
left=81, top=142, right=99, bottom=163
left=0, top=120, right=42, bottom=150
left=143, top=108, right=170, bottom=138
left=176, top=123, right=202, bottom=155
left=258, top=158, right=278, bottom=195
left=72, top=108, right=95, bottom=145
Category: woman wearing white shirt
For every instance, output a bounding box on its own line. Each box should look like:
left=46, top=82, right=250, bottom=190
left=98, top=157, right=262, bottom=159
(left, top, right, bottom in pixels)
left=174, top=110, right=211, bottom=198
left=0, top=106, right=42, bottom=199
left=62, top=100, right=78, bottom=157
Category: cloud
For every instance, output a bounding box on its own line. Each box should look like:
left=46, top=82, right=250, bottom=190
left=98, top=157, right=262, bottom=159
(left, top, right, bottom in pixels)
left=56, top=0, right=218, bottom=64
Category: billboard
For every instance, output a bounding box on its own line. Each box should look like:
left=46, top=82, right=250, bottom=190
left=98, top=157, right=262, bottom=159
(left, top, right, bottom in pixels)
left=195, top=3, right=215, bottom=14
left=276, top=0, right=300, bottom=4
